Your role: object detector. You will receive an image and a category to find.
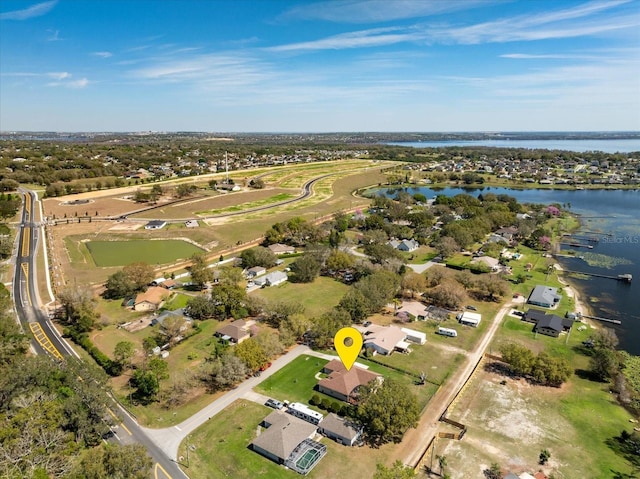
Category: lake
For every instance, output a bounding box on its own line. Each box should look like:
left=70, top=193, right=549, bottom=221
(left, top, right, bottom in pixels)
left=387, top=139, right=640, bottom=153
left=367, top=185, right=640, bottom=355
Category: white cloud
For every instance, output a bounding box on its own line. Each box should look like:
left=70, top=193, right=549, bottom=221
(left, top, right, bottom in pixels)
left=0, top=0, right=57, bottom=20
left=47, top=71, right=70, bottom=80
left=266, top=26, right=424, bottom=52
left=282, top=0, right=497, bottom=24
left=93, top=51, right=113, bottom=58
left=68, top=78, right=89, bottom=88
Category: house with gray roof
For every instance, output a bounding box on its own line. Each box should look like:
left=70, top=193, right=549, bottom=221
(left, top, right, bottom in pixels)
left=527, top=285, right=561, bottom=308
left=251, top=411, right=324, bottom=472
left=254, top=270, right=288, bottom=287
left=318, top=413, right=362, bottom=446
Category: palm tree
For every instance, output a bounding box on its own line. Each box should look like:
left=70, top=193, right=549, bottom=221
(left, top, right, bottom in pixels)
left=436, top=455, right=447, bottom=476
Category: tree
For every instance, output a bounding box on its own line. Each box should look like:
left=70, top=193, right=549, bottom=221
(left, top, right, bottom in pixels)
left=262, top=300, right=305, bottom=328
left=401, top=272, right=427, bottom=299
left=188, top=253, right=213, bottom=289
left=539, top=448, right=551, bottom=465
left=240, top=246, right=276, bottom=269
left=122, top=262, right=154, bottom=291
left=0, top=313, right=29, bottom=365
left=234, top=338, right=267, bottom=372
left=104, top=270, right=135, bottom=299
left=0, top=195, right=20, bottom=220
left=310, top=309, right=352, bottom=348
left=185, top=295, right=216, bottom=320
left=435, top=236, right=459, bottom=259
left=337, top=289, right=370, bottom=323
left=0, top=235, right=13, bottom=259
left=210, top=283, right=246, bottom=319
left=325, top=249, right=355, bottom=272
left=57, top=285, right=100, bottom=333
left=176, top=183, right=196, bottom=198
left=356, top=379, right=419, bottom=445
left=68, top=443, right=152, bottom=479
left=373, top=460, right=416, bottom=479
left=290, top=254, right=321, bottom=283
left=423, top=280, right=467, bottom=310
left=159, top=315, right=186, bottom=347
left=132, top=369, right=159, bottom=404
left=201, top=354, right=247, bottom=391
left=113, top=341, right=134, bottom=369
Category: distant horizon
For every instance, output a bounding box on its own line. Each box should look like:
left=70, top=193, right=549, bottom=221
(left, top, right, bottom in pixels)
left=2, top=1, right=639, bottom=131
left=2, top=130, right=640, bottom=135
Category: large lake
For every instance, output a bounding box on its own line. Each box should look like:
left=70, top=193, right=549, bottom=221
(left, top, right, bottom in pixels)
left=368, top=186, right=640, bottom=355
left=387, top=139, right=640, bottom=153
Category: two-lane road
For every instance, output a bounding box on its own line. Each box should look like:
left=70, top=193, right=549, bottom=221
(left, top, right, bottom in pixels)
left=13, top=189, right=187, bottom=479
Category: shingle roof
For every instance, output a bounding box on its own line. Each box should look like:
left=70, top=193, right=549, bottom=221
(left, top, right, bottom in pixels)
left=216, top=319, right=248, bottom=342
left=251, top=411, right=317, bottom=461
left=319, top=413, right=361, bottom=441
left=319, top=361, right=381, bottom=398
left=134, top=286, right=169, bottom=306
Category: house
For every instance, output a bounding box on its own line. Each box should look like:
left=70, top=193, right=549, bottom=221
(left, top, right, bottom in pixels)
left=160, top=278, right=178, bottom=289
left=144, top=220, right=167, bottom=230
left=250, top=411, right=325, bottom=472
left=133, top=287, right=169, bottom=311
left=527, top=285, right=561, bottom=308
left=185, top=220, right=199, bottom=228
left=246, top=266, right=266, bottom=278
left=534, top=314, right=573, bottom=337
left=317, top=359, right=382, bottom=403
left=387, top=239, right=419, bottom=252
left=216, top=319, right=250, bottom=344
left=254, top=271, right=288, bottom=287
left=472, top=255, right=500, bottom=271
left=268, top=243, right=296, bottom=255
left=318, top=413, right=362, bottom=446
left=457, top=311, right=482, bottom=327
left=396, top=301, right=428, bottom=320
left=357, top=324, right=410, bottom=355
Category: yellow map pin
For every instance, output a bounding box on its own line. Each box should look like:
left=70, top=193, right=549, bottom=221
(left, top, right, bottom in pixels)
left=334, top=327, right=363, bottom=371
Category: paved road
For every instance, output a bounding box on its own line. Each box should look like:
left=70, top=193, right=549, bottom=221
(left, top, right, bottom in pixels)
left=144, top=344, right=318, bottom=460
left=395, top=300, right=514, bottom=467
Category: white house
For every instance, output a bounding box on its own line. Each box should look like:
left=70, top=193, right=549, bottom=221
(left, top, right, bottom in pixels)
left=254, top=271, right=288, bottom=287
left=144, top=220, right=167, bottom=230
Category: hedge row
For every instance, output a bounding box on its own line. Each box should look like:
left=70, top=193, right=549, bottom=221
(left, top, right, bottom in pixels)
left=65, top=328, right=122, bottom=376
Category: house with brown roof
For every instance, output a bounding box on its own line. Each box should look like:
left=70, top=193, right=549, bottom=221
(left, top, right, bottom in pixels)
left=216, top=319, right=250, bottom=344
left=133, top=287, right=170, bottom=312
left=317, top=359, right=382, bottom=403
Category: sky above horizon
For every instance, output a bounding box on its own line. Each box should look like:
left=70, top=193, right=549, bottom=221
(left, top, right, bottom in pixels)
left=1, top=0, right=639, bottom=132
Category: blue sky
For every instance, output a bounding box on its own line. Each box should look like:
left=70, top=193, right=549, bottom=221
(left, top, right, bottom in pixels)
left=1, top=0, right=639, bottom=132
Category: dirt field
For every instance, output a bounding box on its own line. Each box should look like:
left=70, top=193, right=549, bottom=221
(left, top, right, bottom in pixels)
left=429, top=364, right=633, bottom=478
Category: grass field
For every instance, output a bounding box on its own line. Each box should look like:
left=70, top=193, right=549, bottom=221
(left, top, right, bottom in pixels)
left=85, top=239, right=204, bottom=267
left=177, top=399, right=398, bottom=479
left=252, top=276, right=349, bottom=319
left=256, top=355, right=329, bottom=405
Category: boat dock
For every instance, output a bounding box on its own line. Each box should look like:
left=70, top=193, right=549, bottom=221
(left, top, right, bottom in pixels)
left=580, top=314, right=622, bottom=325
left=560, top=242, right=594, bottom=249
left=563, top=270, right=633, bottom=282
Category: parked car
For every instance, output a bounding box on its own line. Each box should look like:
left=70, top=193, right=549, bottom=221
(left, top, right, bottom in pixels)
left=265, top=399, right=284, bottom=410
left=513, top=311, right=525, bottom=317
left=466, top=305, right=478, bottom=311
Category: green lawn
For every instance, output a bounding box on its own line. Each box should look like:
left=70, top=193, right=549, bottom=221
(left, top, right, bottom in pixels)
left=256, top=355, right=329, bottom=405
left=85, top=239, right=204, bottom=267
left=252, top=276, right=349, bottom=318
left=177, top=399, right=396, bottom=479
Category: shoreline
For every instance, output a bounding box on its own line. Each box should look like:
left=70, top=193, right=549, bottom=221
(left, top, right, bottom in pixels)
left=554, top=263, right=597, bottom=328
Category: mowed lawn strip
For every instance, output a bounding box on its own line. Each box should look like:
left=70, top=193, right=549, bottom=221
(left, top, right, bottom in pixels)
left=85, top=239, right=204, bottom=267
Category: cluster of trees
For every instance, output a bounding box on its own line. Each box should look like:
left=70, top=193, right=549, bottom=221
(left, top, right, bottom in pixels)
left=588, top=328, right=640, bottom=416
left=422, top=267, right=510, bottom=310
left=264, top=217, right=322, bottom=246
left=104, top=262, right=155, bottom=299
left=499, top=343, right=572, bottom=387
left=0, top=292, right=151, bottom=478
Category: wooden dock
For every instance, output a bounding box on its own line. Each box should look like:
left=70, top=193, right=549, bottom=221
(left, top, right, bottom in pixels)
left=581, top=314, right=621, bottom=325
left=563, top=270, right=633, bottom=283
left=560, top=242, right=594, bottom=249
